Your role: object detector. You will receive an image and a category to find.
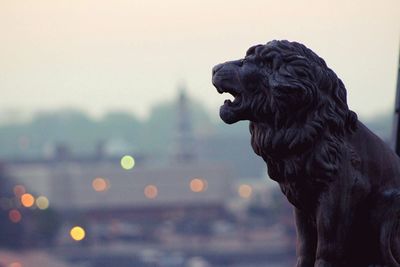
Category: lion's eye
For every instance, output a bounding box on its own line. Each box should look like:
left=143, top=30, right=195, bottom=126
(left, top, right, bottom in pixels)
left=252, top=58, right=262, bottom=68
left=266, top=61, right=273, bottom=69
left=256, top=59, right=272, bottom=69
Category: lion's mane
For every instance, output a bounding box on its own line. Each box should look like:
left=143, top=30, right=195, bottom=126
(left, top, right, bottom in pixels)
left=249, top=40, right=358, bottom=186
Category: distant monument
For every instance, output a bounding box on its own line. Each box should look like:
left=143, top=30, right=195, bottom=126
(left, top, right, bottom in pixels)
left=212, top=40, right=400, bottom=266
left=173, top=86, right=197, bottom=163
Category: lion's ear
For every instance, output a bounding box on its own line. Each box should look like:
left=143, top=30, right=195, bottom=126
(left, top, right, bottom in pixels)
left=272, top=58, right=281, bottom=71
left=263, top=53, right=281, bottom=71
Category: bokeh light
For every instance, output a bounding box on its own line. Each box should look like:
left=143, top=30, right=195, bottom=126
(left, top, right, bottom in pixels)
left=238, top=184, right=253, bottom=199
left=190, top=178, right=207, bottom=193
left=9, top=209, right=22, bottom=223
left=92, top=177, right=109, bottom=192
left=20, top=193, right=35, bottom=208
left=144, top=185, right=158, bottom=199
left=120, top=155, right=135, bottom=170
left=13, top=185, right=26, bottom=197
left=36, top=196, right=50, bottom=210
left=8, top=262, right=22, bottom=267
left=70, top=226, right=86, bottom=241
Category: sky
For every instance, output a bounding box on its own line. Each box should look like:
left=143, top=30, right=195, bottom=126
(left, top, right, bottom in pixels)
left=0, top=0, right=399, bottom=122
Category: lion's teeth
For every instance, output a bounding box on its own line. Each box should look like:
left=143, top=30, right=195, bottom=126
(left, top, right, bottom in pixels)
left=223, top=93, right=234, bottom=101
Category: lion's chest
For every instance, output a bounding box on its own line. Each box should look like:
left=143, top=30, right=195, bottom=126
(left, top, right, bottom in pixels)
left=279, top=181, right=319, bottom=211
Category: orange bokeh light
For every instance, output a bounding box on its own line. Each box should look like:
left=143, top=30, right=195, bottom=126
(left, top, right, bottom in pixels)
left=238, top=184, right=253, bottom=199
left=92, top=177, right=109, bottom=192
left=8, top=262, right=22, bottom=267
left=190, top=178, right=207, bottom=193
left=9, top=209, right=22, bottom=223
left=144, top=185, right=158, bottom=199
left=20, top=193, right=35, bottom=208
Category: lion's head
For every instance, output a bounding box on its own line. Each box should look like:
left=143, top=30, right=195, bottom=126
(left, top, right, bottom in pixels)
left=212, top=40, right=356, bottom=135
left=213, top=40, right=358, bottom=179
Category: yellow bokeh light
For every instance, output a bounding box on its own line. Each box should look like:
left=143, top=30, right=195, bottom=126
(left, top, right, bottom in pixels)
left=36, top=196, right=49, bottom=210
left=92, top=177, right=109, bottom=192
left=144, top=185, right=158, bottom=199
left=8, top=262, right=22, bottom=267
left=70, top=226, right=86, bottom=241
left=190, top=178, right=207, bottom=193
left=13, top=185, right=26, bottom=197
left=120, top=155, right=135, bottom=170
left=20, top=193, right=35, bottom=208
left=238, top=184, right=253, bottom=199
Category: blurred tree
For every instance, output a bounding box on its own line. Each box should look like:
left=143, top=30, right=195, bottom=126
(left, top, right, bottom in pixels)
left=30, top=109, right=97, bottom=156
left=139, top=96, right=214, bottom=157
left=0, top=100, right=390, bottom=160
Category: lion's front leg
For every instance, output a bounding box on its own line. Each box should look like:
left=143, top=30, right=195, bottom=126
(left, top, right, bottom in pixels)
left=294, top=208, right=317, bottom=267
left=314, top=178, right=366, bottom=267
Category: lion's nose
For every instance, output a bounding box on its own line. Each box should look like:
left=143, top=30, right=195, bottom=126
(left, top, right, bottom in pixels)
left=212, top=64, right=224, bottom=76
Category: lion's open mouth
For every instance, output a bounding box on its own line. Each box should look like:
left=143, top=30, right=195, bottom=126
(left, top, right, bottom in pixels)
left=217, top=87, right=242, bottom=108
left=212, top=66, right=245, bottom=124
left=215, top=85, right=244, bottom=124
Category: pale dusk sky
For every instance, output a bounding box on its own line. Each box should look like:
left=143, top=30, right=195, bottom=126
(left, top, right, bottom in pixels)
left=0, top=0, right=399, bottom=121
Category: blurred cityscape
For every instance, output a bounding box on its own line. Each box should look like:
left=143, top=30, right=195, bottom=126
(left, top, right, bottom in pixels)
left=0, top=88, right=393, bottom=267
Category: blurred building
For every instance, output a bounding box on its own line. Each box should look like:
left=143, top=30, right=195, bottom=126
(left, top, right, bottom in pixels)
left=4, top=89, right=236, bottom=223
left=6, top=159, right=231, bottom=215
left=0, top=89, right=294, bottom=267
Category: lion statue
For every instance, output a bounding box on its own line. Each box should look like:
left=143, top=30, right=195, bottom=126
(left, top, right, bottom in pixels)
left=212, top=40, right=400, bottom=267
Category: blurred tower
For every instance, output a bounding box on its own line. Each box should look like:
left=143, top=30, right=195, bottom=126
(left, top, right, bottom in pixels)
left=173, top=86, right=197, bottom=163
